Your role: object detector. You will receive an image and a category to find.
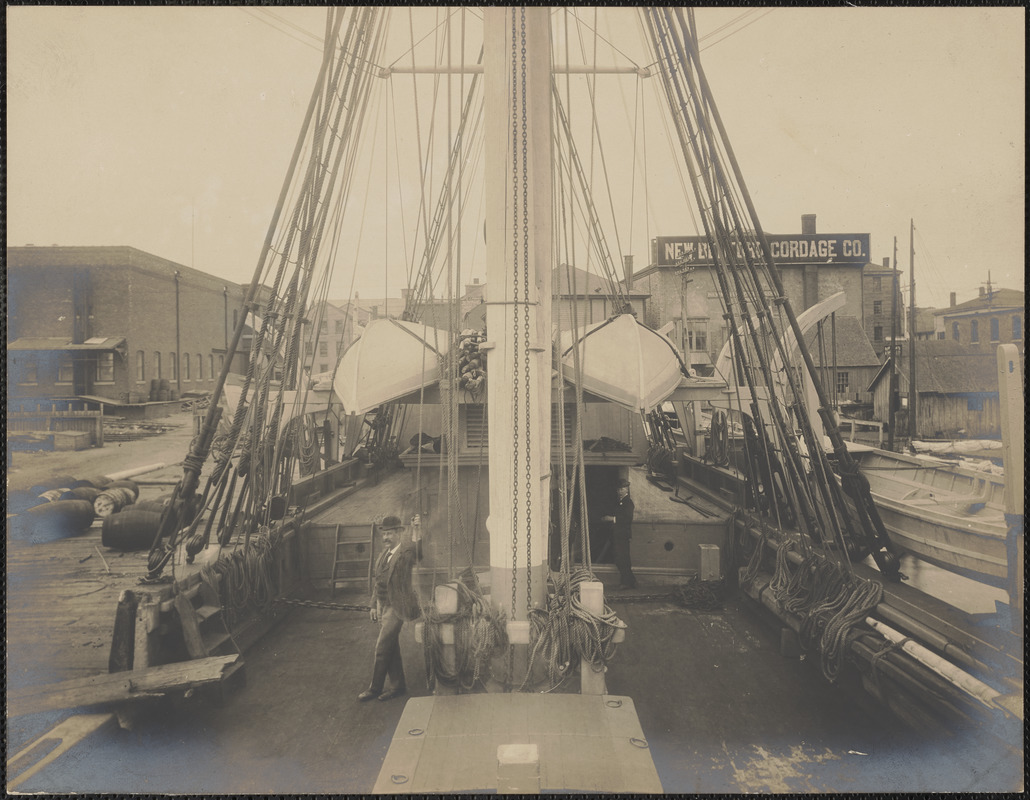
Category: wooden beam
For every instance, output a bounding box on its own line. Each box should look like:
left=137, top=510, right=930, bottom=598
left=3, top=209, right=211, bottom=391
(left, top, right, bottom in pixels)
left=7, top=655, right=240, bottom=718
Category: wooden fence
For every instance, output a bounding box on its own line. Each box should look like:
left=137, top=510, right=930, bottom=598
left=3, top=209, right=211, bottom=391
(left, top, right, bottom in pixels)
left=8, top=405, right=105, bottom=447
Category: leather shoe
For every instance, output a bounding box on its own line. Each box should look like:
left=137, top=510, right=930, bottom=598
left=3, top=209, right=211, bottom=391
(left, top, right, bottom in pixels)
left=357, top=689, right=380, bottom=701
left=378, top=686, right=407, bottom=702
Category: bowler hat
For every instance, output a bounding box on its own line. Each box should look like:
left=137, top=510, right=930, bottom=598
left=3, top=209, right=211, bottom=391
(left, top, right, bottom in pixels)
left=615, top=478, right=630, bottom=488
left=379, top=515, right=405, bottom=531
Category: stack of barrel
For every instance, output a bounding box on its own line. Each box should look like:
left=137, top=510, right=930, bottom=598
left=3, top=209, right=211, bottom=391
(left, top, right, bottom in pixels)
left=8, top=475, right=110, bottom=543
left=101, top=487, right=175, bottom=551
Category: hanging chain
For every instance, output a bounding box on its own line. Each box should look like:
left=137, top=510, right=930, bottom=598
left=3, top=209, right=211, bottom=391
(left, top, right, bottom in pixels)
left=519, top=6, right=533, bottom=616
left=509, top=6, right=521, bottom=637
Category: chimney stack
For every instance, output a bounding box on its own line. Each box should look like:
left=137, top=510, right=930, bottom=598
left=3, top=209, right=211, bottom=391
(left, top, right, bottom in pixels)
left=979, top=286, right=986, bottom=298
left=623, top=254, right=634, bottom=289
left=950, top=292, right=956, bottom=307
left=801, top=214, right=817, bottom=234
left=882, top=257, right=890, bottom=268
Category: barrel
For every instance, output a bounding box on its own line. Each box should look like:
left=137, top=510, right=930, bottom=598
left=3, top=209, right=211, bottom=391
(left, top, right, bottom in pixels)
left=106, top=479, right=140, bottom=499
left=157, top=389, right=171, bottom=401
left=94, top=487, right=136, bottom=517
left=102, top=509, right=164, bottom=551
left=18, top=500, right=96, bottom=543
left=60, top=486, right=102, bottom=503
left=150, top=378, right=161, bottom=401
left=86, top=475, right=113, bottom=489
left=38, top=488, right=71, bottom=503
left=70, top=478, right=98, bottom=489
left=8, top=489, right=43, bottom=515
left=133, top=497, right=174, bottom=514
left=33, top=475, right=79, bottom=492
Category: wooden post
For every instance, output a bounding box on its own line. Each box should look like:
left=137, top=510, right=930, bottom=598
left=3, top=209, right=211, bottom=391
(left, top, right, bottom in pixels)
left=108, top=589, right=138, bottom=673
left=579, top=581, right=607, bottom=694
left=133, top=593, right=159, bottom=670
left=436, top=583, right=459, bottom=696
left=996, top=344, right=1023, bottom=635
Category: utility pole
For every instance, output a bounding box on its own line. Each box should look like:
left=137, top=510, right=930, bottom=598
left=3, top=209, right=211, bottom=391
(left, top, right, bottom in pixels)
left=887, top=237, right=899, bottom=451
left=908, top=219, right=917, bottom=439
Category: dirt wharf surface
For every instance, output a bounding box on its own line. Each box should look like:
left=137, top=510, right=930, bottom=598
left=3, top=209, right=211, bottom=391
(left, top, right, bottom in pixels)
left=5, top=411, right=1023, bottom=793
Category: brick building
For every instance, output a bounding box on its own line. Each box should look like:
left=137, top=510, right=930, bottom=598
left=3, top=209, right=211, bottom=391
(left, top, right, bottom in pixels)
left=305, top=299, right=372, bottom=377
left=7, top=246, right=252, bottom=406
left=632, top=215, right=892, bottom=374
left=933, top=285, right=1024, bottom=355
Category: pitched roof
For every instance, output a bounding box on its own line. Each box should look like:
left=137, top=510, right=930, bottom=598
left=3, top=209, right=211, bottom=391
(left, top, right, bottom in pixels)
left=933, top=287, right=1024, bottom=316
left=802, top=315, right=880, bottom=367
left=868, top=339, right=1000, bottom=394
left=551, top=263, right=649, bottom=298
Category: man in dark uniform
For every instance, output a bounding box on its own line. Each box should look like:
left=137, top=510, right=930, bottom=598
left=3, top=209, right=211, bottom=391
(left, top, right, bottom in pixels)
left=358, top=514, right=422, bottom=701
left=602, top=478, right=636, bottom=589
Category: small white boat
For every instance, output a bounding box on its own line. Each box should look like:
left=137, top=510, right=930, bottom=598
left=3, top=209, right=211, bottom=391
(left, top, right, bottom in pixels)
left=333, top=318, right=450, bottom=415
left=558, top=313, right=687, bottom=413
left=850, top=445, right=1009, bottom=588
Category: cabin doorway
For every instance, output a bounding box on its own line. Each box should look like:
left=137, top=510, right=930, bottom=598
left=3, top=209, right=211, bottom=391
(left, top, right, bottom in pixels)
left=548, top=465, right=624, bottom=569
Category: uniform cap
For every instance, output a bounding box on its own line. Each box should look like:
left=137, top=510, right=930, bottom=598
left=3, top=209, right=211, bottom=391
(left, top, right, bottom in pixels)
left=616, top=478, right=630, bottom=488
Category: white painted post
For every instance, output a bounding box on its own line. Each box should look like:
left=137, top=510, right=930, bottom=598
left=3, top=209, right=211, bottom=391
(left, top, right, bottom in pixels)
left=996, top=344, right=1023, bottom=634
left=436, top=583, right=459, bottom=695
left=700, top=544, right=721, bottom=581
left=579, top=581, right=607, bottom=694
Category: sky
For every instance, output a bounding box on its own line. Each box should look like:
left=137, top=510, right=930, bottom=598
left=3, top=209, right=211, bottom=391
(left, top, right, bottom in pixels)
left=6, top=6, right=1025, bottom=309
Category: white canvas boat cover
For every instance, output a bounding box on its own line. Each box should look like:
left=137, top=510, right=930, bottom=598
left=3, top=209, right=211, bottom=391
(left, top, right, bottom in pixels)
left=333, top=317, right=449, bottom=415
left=558, top=314, right=687, bottom=413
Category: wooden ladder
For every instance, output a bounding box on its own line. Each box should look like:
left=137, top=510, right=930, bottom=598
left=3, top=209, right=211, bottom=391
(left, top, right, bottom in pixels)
left=330, top=523, right=374, bottom=597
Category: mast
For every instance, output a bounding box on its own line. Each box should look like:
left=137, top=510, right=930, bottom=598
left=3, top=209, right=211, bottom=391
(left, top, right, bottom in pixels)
left=908, top=218, right=917, bottom=438
left=887, top=237, right=899, bottom=451
left=483, top=8, right=552, bottom=625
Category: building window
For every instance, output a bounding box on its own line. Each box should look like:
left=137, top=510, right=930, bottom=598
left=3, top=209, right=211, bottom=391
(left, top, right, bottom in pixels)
left=872, top=276, right=882, bottom=291
left=952, top=322, right=960, bottom=341
left=335, top=319, right=344, bottom=334
left=873, top=325, right=883, bottom=342
left=183, top=353, right=191, bottom=381
left=836, top=371, right=849, bottom=395
left=319, top=363, right=329, bottom=373
left=990, top=318, right=1000, bottom=342
left=155, top=351, right=162, bottom=380
left=970, top=320, right=979, bottom=343
left=873, top=300, right=882, bottom=316
left=686, top=319, right=708, bottom=352
left=219, top=354, right=225, bottom=372
left=1013, top=316, right=1022, bottom=341
left=96, top=352, right=115, bottom=383
left=136, top=351, right=146, bottom=382
left=196, top=354, right=203, bottom=380
left=18, top=359, right=38, bottom=385
left=937, top=332, right=945, bottom=340
left=209, top=354, right=215, bottom=379
left=58, top=354, right=74, bottom=383
left=319, top=341, right=328, bottom=357
left=170, top=352, right=178, bottom=379
left=320, top=320, right=328, bottom=333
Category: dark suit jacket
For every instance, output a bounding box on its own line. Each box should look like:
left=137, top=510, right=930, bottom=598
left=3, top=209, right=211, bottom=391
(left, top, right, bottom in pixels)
left=373, top=539, right=422, bottom=621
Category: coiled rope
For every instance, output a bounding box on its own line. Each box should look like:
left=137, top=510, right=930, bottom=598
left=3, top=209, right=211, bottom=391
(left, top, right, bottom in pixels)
left=421, top=579, right=508, bottom=692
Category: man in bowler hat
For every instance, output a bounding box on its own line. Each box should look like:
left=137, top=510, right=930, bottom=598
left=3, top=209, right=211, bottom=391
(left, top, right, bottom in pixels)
left=358, top=514, right=422, bottom=701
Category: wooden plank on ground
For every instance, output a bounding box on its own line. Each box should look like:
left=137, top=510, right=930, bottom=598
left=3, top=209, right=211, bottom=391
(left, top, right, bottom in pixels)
left=7, top=654, right=240, bottom=718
